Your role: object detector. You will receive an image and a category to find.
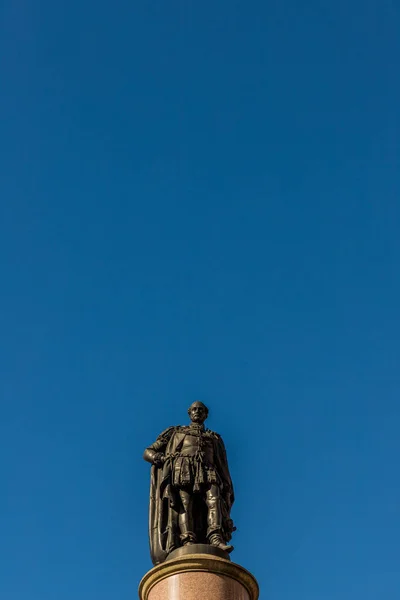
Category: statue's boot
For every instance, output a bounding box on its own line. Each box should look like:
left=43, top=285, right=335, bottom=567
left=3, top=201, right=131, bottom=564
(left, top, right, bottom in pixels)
left=179, top=512, right=197, bottom=546
left=206, top=491, right=234, bottom=553
left=209, top=532, right=234, bottom=553
left=180, top=532, right=197, bottom=546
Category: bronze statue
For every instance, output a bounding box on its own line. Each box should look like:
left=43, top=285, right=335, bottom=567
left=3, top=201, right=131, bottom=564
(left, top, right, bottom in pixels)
left=143, top=401, right=236, bottom=565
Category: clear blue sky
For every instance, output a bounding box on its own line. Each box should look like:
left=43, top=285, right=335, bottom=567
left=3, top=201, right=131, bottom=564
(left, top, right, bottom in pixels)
left=1, top=1, right=399, bottom=599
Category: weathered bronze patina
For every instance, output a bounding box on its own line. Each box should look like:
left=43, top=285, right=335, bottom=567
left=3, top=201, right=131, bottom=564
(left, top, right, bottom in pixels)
left=143, top=402, right=235, bottom=565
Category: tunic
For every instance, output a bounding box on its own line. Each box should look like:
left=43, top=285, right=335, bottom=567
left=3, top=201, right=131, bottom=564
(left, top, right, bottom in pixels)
left=170, top=426, right=220, bottom=490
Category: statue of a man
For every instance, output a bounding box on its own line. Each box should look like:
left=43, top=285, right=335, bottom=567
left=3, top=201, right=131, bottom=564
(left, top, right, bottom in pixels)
left=143, top=401, right=235, bottom=565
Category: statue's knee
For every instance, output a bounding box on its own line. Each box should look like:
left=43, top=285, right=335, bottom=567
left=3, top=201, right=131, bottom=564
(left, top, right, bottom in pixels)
left=206, top=494, right=218, bottom=510
left=180, top=496, right=191, bottom=512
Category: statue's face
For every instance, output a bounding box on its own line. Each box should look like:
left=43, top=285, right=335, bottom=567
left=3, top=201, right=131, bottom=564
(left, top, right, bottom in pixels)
left=188, top=403, right=208, bottom=424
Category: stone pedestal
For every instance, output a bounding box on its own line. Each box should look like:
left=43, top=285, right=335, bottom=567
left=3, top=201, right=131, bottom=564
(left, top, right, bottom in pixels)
left=139, top=551, right=259, bottom=600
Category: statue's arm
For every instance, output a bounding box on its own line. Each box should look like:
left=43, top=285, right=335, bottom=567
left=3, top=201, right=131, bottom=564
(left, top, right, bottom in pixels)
left=143, top=426, right=175, bottom=465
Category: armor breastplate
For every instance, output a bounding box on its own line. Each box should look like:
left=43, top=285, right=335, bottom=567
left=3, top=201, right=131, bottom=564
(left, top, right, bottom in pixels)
left=180, top=433, right=215, bottom=464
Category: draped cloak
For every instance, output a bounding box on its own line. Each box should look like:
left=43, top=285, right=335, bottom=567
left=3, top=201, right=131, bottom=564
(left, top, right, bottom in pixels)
left=147, top=425, right=234, bottom=565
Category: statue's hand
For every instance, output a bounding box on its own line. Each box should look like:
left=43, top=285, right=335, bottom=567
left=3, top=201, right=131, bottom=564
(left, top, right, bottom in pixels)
left=153, top=452, right=165, bottom=467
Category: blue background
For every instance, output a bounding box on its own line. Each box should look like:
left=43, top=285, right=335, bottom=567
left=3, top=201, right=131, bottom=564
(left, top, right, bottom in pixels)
left=1, top=1, right=399, bottom=598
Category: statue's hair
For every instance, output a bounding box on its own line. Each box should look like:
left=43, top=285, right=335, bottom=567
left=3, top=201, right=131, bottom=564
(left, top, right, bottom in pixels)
left=187, top=401, right=209, bottom=417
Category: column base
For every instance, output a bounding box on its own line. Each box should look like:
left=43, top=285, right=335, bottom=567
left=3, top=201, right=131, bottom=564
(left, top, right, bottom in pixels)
left=166, top=543, right=231, bottom=562
left=139, top=553, right=259, bottom=600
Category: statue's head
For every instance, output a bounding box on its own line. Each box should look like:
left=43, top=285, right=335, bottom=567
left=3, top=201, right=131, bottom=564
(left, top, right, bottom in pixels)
left=188, top=401, right=209, bottom=424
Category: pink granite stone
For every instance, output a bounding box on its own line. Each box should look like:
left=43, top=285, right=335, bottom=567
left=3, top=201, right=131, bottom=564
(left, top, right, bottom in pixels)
left=148, top=571, right=250, bottom=600
left=139, top=554, right=259, bottom=600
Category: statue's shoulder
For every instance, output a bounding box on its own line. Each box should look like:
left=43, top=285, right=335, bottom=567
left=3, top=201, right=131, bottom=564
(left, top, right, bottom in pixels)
left=156, top=425, right=181, bottom=440
left=205, top=428, right=221, bottom=440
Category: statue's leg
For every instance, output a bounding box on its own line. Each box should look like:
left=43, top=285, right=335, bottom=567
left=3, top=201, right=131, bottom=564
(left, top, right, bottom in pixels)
left=178, top=489, right=197, bottom=545
left=206, top=485, right=234, bottom=553
left=205, top=484, right=222, bottom=537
